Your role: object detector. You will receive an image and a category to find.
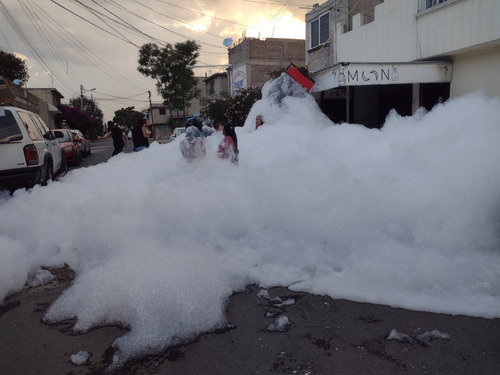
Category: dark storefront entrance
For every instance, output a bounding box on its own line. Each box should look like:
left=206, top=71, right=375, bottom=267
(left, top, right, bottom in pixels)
left=312, top=62, right=452, bottom=129
left=319, top=82, right=450, bottom=129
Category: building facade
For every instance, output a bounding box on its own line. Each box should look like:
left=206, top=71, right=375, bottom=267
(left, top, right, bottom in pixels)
left=228, top=38, right=306, bottom=95
left=204, top=72, right=228, bottom=100
left=27, top=87, right=64, bottom=128
left=0, top=76, right=64, bottom=128
left=144, top=76, right=206, bottom=142
left=306, top=0, right=500, bottom=127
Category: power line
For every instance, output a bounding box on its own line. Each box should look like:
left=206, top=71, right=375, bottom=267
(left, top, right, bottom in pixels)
left=48, top=0, right=140, bottom=47
left=133, top=0, right=224, bottom=40
left=156, top=0, right=256, bottom=29
left=19, top=0, right=80, bottom=83
left=27, top=0, right=138, bottom=88
left=107, top=0, right=226, bottom=50
left=0, top=0, right=75, bottom=93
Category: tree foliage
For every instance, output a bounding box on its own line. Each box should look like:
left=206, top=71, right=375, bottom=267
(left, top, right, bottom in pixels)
left=137, top=40, right=201, bottom=119
left=63, top=97, right=104, bottom=140
left=113, top=107, right=144, bottom=131
left=58, top=104, right=95, bottom=136
left=225, top=85, right=263, bottom=126
left=200, top=94, right=231, bottom=125
left=0, top=48, right=29, bottom=84
left=201, top=85, right=263, bottom=127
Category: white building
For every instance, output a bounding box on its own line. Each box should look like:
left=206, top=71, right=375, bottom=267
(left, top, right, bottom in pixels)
left=306, top=0, right=500, bottom=127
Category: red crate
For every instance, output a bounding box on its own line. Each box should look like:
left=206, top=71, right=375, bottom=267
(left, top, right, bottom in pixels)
left=286, top=64, right=314, bottom=92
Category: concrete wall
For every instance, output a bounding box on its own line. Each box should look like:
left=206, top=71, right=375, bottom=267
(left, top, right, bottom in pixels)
left=306, top=0, right=385, bottom=72
left=229, top=37, right=306, bottom=92
left=335, top=0, right=500, bottom=62
left=306, top=0, right=349, bottom=72
left=416, top=0, right=500, bottom=58
left=308, top=0, right=500, bottom=98
left=205, top=74, right=228, bottom=99
left=336, top=0, right=418, bottom=63
left=450, top=44, right=500, bottom=98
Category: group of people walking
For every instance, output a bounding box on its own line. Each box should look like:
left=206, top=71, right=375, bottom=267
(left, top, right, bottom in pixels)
left=99, top=118, right=150, bottom=156
left=99, top=114, right=264, bottom=163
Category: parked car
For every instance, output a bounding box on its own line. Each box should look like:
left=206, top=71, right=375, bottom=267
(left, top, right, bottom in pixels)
left=53, top=129, right=81, bottom=166
left=0, top=106, right=66, bottom=193
left=71, top=129, right=91, bottom=157
left=169, top=127, right=186, bottom=141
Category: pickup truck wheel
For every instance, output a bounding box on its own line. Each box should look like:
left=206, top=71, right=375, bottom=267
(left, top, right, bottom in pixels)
left=60, top=156, right=68, bottom=175
left=41, top=162, right=53, bottom=186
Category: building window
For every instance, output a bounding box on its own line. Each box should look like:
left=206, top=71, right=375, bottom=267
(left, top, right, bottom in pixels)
left=421, top=0, right=449, bottom=11
left=310, top=12, right=330, bottom=49
left=207, top=81, right=214, bottom=96
left=159, top=108, right=166, bottom=115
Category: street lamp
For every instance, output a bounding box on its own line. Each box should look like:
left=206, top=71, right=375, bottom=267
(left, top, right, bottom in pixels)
left=80, top=84, right=96, bottom=111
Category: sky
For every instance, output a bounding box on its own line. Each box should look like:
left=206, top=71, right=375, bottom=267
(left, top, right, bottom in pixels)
left=1, top=75, right=500, bottom=369
left=0, top=0, right=308, bottom=120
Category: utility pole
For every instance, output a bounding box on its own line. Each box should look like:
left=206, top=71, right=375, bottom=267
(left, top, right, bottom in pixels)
left=80, top=84, right=84, bottom=111
left=334, top=0, right=338, bottom=65
left=148, top=91, right=154, bottom=140
left=80, top=84, right=96, bottom=112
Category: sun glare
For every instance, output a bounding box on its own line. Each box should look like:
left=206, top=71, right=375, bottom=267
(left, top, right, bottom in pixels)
left=246, top=13, right=305, bottom=39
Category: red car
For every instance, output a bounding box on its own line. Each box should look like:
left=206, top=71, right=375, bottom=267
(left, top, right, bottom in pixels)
left=53, top=129, right=81, bottom=165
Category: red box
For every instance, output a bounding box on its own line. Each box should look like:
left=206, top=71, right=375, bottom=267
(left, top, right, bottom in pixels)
left=286, top=64, right=314, bottom=92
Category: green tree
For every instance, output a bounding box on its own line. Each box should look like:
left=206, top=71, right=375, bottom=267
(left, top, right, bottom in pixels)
left=113, top=107, right=144, bottom=131
left=201, top=94, right=231, bottom=124
left=0, top=48, right=29, bottom=84
left=201, top=85, right=263, bottom=127
left=137, top=40, right=201, bottom=121
left=225, top=85, right=263, bottom=126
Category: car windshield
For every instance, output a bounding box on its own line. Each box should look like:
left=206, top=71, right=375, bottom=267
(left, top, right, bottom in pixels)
left=55, top=131, right=71, bottom=142
left=0, top=109, right=23, bottom=143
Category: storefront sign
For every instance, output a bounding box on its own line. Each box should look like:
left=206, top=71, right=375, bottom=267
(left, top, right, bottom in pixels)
left=311, top=62, right=452, bottom=91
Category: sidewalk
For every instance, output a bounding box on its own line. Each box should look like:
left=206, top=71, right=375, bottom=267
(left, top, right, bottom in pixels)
left=1, top=267, right=499, bottom=375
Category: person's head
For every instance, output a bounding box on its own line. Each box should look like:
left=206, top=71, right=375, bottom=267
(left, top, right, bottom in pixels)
left=107, top=121, right=114, bottom=131
left=214, top=121, right=222, bottom=131
left=255, top=115, right=263, bottom=129
left=185, top=126, right=200, bottom=139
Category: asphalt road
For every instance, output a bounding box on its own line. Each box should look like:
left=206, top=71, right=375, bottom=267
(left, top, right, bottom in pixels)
left=71, top=137, right=133, bottom=170
left=1, top=265, right=499, bottom=375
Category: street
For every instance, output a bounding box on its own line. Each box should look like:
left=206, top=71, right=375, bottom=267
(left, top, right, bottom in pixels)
left=1, top=272, right=499, bottom=375
left=71, top=137, right=133, bottom=170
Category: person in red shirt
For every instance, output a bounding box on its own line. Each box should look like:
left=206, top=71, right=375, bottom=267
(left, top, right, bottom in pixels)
left=217, top=124, right=238, bottom=164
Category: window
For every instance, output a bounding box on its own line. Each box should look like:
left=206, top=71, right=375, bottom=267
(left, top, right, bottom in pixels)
left=0, top=110, right=23, bottom=142
left=159, top=108, right=166, bottom=115
left=310, top=12, right=330, bottom=49
left=18, top=111, right=43, bottom=141
left=421, top=0, right=449, bottom=11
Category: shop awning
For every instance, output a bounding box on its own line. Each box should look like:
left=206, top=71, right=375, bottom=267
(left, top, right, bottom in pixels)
left=311, top=61, right=452, bottom=92
left=47, top=103, right=59, bottom=112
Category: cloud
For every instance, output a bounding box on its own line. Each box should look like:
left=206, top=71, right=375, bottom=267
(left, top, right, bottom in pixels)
left=0, top=0, right=307, bottom=119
